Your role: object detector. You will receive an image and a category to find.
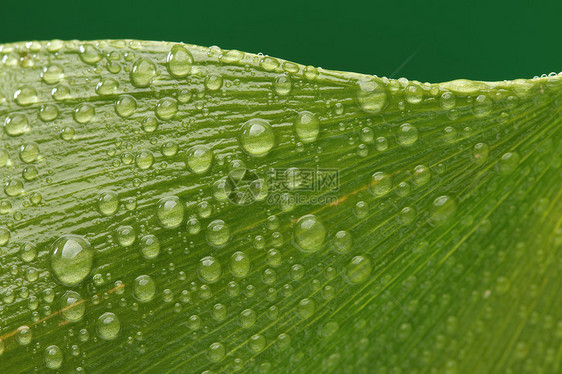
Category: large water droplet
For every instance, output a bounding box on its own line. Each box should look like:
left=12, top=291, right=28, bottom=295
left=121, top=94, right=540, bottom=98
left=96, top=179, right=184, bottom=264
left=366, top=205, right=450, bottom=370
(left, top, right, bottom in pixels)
left=44, top=345, right=63, bottom=369
left=346, top=255, right=372, bottom=284
left=4, top=113, right=30, bottom=136
left=60, top=291, right=85, bottom=322
left=139, top=235, right=160, bottom=259
left=133, top=275, right=156, bottom=302
left=50, top=235, right=94, bottom=286
left=206, top=219, right=230, bottom=247
left=230, top=251, right=250, bottom=278
left=355, top=78, right=388, bottom=113
left=294, top=111, right=320, bottom=143
left=97, top=192, right=119, bottom=216
left=130, top=58, right=157, bottom=87
left=187, top=145, right=213, bottom=174
left=240, top=118, right=275, bottom=157
left=156, top=196, right=184, bottom=229
left=369, top=171, right=392, bottom=197
left=167, top=45, right=193, bottom=78
left=294, top=214, right=326, bottom=252
left=198, top=256, right=222, bottom=283
left=96, top=312, right=120, bottom=340
left=79, top=44, right=102, bottom=64
left=430, top=196, right=457, bottom=226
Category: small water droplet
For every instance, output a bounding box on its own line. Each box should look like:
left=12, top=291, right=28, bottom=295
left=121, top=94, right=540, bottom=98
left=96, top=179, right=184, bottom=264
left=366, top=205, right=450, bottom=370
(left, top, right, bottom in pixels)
left=187, top=145, right=213, bottom=174
left=60, top=291, right=85, bottom=322
left=355, top=78, right=388, bottom=113
left=369, top=171, right=392, bottom=197
left=44, top=345, right=63, bottom=369
left=294, top=111, right=320, bottom=143
left=430, top=196, right=457, bottom=226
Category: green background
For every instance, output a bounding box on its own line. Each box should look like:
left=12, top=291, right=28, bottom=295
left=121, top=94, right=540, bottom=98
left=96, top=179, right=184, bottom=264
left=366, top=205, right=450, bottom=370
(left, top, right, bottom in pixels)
left=1, top=0, right=560, bottom=82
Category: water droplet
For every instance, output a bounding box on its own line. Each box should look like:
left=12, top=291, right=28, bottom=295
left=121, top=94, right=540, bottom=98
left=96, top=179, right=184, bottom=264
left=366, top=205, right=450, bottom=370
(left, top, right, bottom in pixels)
left=430, top=196, right=457, bottom=226
left=204, top=74, right=223, bottom=91
left=473, top=94, right=493, bottom=117
left=440, top=92, right=456, bottom=109
left=115, top=94, right=137, bottom=117
left=375, top=136, right=388, bottom=151
left=240, top=118, right=275, bottom=157
left=206, top=219, right=230, bottom=247
left=79, top=44, right=102, bottom=64
left=95, top=193, right=119, bottom=218
left=397, top=206, right=416, bottom=225
left=19, top=142, right=39, bottom=163
left=155, top=97, right=178, bottom=120
left=294, top=214, right=326, bottom=252
left=207, top=342, right=225, bottom=362
left=355, top=78, right=388, bottom=113
left=139, top=235, right=160, bottom=259
left=346, top=255, right=372, bottom=284
left=135, top=150, right=154, bottom=170
left=39, top=104, right=59, bottom=122
left=498, top=152, right=520, bottom=174
left=141, top=116, right=158, bottom=132
left=230, top=251, right=251, bottom=278
left=60, top=291, right=85, bottom=322
left=95, top=78, right=119, bottom=96
left=14, top=86, right=38, bottom=106
left=412, top=165, right=431, bottom=186
left=332, top=230, right=353, bottom=253
left=187, top=145, right=213, bottom=174
left=96, top=312, right=120, bottom=340
left=294, top=111, right=320, bottom=143
left=156, top=196, right=184, bottom=229
left=116, top=225, right=136, bottom=247
left=369, top=171, right=392, bottom=197
left=74, top=103, right=95, bottom=124
left=162, top=141, right=179, bottom=157
left=297, top=298, right=316, bottom=319
left=60, top=126, right=75, bottom=141
left=397, top=123, right=418, bottom=146
left=472, top=142, right=489, bottom=163
left=130, top=58, right=157, bottom=87
left=41, top=64, right=64, bottom=85
left=4, top=179, right=24, bottom=197
left=50, top=235, right=94, bottom=286
left=4, top=113, right=30, bottom=136
left=44, top=345, right=63, bottom=369
left=133, top=275, right=156, bottom=302
left=198, top=256, right=222, bottom=283
left=167, top=45, right=193, bottom=78
left=20, top=242, right=37, bottom=262
left=404, top=84, right=423, bottom=104
left=248, top=334, right=266, bottom=353
left=16, top=326, right=32, bottom=345
left=273, top=75, right=292, bottom=96
left=240, top=308, right=257, bottom=328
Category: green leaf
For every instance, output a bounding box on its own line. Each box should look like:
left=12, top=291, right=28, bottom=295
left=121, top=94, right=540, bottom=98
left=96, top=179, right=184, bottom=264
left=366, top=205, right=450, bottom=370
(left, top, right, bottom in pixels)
left=0, top=40, right=560, bottom=373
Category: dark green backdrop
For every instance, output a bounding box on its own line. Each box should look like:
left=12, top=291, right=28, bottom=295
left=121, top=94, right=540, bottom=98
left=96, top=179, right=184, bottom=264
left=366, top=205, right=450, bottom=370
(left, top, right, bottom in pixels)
left=1, top=0, right=560, bottom=82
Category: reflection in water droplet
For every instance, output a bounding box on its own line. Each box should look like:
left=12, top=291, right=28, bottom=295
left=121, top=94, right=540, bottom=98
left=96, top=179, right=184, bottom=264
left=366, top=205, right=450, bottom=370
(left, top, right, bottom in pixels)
left=156, top=196, right=184, bottom=229
left=294, top=111, right=320, bottom=143
left=50, top=235, right=94, bottom=286
left=346, top=255, right=372, bottom=284
left=133, top=275, right=156, bottom=302
left=96, top=312, right=120, bottom=340
left=240, top=119, right=275, bottom=157
left=294, top=214, right=326, bottom=252
left=130, top=58, right=157, bottom=87
left=167, top=45, right=193, bottom=78
left=356, top=78, right=388, bottom=113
